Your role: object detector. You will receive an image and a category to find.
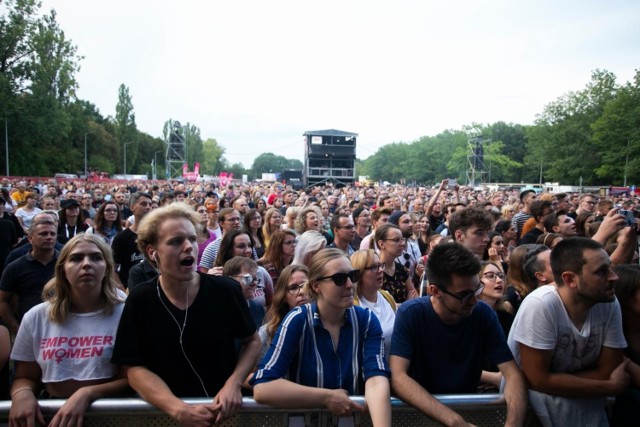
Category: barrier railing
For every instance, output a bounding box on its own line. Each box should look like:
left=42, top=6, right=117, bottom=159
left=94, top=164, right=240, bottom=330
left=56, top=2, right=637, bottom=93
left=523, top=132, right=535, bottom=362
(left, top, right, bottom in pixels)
left=0, top=395, right=507, bottom=426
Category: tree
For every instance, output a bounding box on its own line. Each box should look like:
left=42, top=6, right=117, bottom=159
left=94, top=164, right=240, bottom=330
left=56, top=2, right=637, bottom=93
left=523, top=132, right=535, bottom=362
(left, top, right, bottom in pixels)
left=592, top=69, right=640, bottom=185
left=114, top=84, right=137, bottom=173
left=525, top=70, right=618, bottom=185
left=251, top=153, right=295, bottom=176
left=0, top=1, right=82, bottom=175
left=201, top=138, right=225, bottom=175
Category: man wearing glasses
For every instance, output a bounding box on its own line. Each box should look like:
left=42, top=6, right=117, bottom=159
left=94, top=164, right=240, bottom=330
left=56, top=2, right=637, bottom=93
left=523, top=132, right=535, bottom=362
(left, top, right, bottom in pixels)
left=390, top=243, right=527, bottom=426
left=326, top=214, right=356, bottom=255
left=199, top=209, right=257, bottom=272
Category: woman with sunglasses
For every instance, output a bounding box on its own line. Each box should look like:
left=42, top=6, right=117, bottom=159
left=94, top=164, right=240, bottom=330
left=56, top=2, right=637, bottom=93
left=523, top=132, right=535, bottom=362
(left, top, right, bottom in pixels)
left=86, top=201, right=123, bottom=245
left=351, top=249, right=396, bottom=359
left=244, top=208, right=265, bottom=259
left=376, top=224, right=417, bottom=304
left=252, top=248, right=391, bottom=426
left=258, top=229, right=296, bottom=283
left=212, top=230, right=274, bottom=309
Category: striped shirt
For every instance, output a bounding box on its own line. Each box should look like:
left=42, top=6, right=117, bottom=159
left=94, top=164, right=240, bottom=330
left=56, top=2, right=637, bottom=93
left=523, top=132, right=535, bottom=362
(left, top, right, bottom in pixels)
left=511, top=211, right=532, bottom=243
left=252, top=303, right=389, bottom=394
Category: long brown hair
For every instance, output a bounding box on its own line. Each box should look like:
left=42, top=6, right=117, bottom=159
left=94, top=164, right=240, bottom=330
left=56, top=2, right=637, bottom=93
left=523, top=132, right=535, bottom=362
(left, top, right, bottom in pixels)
left=263, top=264, right=309, bottom=339
left=259, top=229, right=296, bottom=273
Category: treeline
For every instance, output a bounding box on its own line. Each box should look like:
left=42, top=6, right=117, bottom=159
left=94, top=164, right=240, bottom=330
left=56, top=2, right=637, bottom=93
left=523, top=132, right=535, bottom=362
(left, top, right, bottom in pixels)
left=358, top=69, right=640, bottom=186
left=1, top=1, right=638, bottom=185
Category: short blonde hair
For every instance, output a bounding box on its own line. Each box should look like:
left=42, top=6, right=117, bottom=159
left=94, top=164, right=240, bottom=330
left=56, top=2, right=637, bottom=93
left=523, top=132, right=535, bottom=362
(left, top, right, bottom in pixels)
left=137, top=203, right=201, bottom=262
left=295, top=206, right=322, bottom=234
left=349, top=249, right=378, bottom=297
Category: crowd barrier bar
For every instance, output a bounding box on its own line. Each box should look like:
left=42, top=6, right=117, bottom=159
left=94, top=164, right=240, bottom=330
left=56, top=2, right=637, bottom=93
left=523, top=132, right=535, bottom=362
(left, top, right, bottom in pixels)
left=0, top=394, right=508, bottom=426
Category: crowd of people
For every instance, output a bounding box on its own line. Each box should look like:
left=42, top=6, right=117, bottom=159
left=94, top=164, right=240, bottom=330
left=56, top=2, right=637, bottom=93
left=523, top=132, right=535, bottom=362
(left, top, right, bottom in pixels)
left=0, top=175, right=640, bottom=426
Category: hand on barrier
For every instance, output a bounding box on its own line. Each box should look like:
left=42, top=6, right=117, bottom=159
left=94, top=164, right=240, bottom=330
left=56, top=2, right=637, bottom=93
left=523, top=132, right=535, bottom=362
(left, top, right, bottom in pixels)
left=212, top=382, right=243, bottom=424
left=8, top=389, right=45, bottom=427
left=49, top=388, right=92, bottom=427
left=174, top=403, right=216, bottom=427
left=324, top=389, right=365, bottom=417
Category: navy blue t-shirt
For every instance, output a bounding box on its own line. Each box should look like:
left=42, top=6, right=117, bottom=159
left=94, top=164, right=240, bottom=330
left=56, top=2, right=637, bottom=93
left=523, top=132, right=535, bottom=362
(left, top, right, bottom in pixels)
left=390, top=298, right=513, bottom=394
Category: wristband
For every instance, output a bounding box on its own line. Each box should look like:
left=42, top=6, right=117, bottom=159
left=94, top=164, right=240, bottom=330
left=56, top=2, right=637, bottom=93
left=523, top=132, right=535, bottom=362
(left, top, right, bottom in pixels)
left=11, top=387, right=34, bottom=398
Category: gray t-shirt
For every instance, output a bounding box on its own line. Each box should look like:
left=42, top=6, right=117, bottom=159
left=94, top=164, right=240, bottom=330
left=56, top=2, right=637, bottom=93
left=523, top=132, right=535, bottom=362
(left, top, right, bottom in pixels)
left=508, top=285, right=626, bottom=427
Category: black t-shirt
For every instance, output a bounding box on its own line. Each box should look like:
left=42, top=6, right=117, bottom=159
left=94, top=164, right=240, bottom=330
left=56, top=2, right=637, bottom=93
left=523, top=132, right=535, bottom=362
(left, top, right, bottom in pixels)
left=111, top=228, right=143, bottom=286
left=0, top=252, right=57, bottom=320
left=111, top=273, right=256, bottom=397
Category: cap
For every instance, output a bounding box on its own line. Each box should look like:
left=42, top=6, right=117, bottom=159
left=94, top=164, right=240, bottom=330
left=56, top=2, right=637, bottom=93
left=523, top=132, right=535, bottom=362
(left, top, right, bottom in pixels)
left=352, top=207, right=366, bottom=221
left=389, top=211, right=406, bottom=225
left=61, top=199, right=80, bottom=209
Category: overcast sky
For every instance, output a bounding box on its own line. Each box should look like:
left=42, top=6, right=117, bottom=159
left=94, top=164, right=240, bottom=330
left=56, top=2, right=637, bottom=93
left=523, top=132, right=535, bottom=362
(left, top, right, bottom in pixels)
left=42, top=0, right=639, bottom=168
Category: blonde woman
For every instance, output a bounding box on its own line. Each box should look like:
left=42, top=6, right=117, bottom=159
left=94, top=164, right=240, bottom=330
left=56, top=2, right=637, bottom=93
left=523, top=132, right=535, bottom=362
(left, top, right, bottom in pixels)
left=253, top=248, right=391, bottom=426
left=351, top=249, right=396, bottom=358
left=10, top=234, right=127, bottom=426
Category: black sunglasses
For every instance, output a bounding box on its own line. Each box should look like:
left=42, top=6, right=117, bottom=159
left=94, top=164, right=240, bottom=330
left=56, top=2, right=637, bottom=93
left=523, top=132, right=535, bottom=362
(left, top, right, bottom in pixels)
left=317, top=270, right=360, bottom=286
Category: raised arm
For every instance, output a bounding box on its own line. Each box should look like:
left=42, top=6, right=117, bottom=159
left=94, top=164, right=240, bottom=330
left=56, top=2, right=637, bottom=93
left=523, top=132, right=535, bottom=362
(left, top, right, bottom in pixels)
left=425, top=179, right=448, bottom=217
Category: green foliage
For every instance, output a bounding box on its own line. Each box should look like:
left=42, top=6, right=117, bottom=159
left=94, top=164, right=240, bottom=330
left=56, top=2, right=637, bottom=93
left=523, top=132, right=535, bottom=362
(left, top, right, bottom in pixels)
left=592, top=69, right=640, bottom=185
left=251, top=152, right=301, bottom=177
left=0, top=1, right=637, bottom=185
left=201, top=138, right=225, bottom=175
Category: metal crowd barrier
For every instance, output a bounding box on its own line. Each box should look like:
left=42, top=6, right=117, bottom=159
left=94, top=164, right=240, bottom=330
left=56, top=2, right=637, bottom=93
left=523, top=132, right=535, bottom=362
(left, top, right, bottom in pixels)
left=0, top=395, right=507, bottom=426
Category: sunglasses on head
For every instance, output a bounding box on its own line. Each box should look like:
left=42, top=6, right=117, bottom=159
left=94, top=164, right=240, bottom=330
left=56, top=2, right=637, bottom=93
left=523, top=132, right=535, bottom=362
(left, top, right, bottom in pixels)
left=235, top=274, right=261, bottom=286
left=317, top=270, right=360, bottom=286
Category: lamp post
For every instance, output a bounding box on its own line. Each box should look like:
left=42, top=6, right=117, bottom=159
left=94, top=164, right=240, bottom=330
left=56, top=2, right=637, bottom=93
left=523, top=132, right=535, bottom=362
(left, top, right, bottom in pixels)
left=124, top=142, right=134, bottom=176
left=4, top=117, right=8, bottom=176
left=153, top=150, right=163, bottom=180
left=84, top=131, right=94, bottom=178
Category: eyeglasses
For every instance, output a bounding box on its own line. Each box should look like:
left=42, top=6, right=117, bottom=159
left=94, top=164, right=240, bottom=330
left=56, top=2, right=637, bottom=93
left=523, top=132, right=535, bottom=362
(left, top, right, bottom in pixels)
left=286, top=283, right=306, bottom=295
left=383, top=237, right=403, bottom=243
left=283, top=240, right=296, bottom=246
left=482, top=272, right=505, bottom=281
left=439, top=283, right=485, bottom=305
left=235, top=274, right=261, bottom=286
left=365, top=263, right=385, bottom=273
left=317, top=270, right=360, bottom=286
